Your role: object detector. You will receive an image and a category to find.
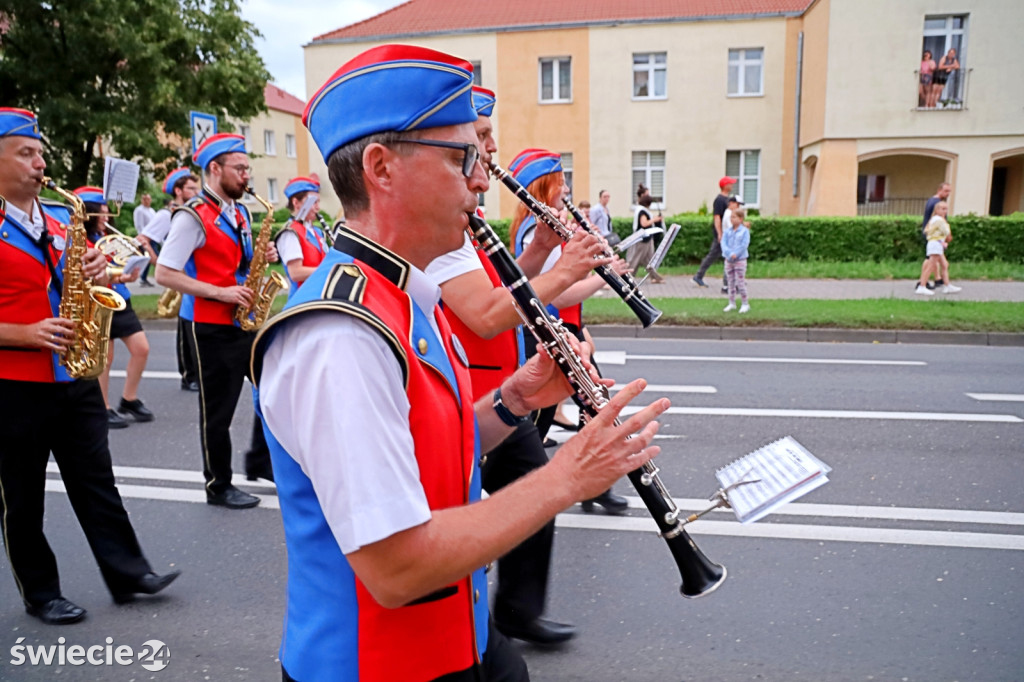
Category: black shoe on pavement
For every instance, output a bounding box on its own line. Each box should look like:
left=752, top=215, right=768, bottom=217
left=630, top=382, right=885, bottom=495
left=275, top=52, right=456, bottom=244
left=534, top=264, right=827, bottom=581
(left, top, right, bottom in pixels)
left=721, top=287, right=729, bottom=294
left=495, top=615, right=577, bottom=646
left=246, top=465, right=275, bottom=483
left=542, top=437, right=557, bottom=448
left=26, top=597, right=86, bottom=625
left=119, top=397, right=154, bottom=422
left=107, top=408, right=129, bottom=429
left=691, top=277, right=708, bottom=288
left=180, top=379, right=199, bottom=392
left=581, top=490, right=629, bottom=515
left=207, top=486, right=260, bottom=509
left=138, top=280, right=155, bottom=288
left=112, top=571, right=181, bottom=604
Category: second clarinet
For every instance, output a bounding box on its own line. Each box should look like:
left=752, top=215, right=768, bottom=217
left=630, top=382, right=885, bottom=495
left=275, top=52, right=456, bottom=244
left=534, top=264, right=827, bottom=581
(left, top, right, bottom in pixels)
left=488, top=161, right=662, bottom=328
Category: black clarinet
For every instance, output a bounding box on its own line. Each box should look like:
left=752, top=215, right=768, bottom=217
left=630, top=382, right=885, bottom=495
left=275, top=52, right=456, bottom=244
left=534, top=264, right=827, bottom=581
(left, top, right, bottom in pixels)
left=487, top=162, right=662, bottom=328
left=467, top=212, right=726, bottom=598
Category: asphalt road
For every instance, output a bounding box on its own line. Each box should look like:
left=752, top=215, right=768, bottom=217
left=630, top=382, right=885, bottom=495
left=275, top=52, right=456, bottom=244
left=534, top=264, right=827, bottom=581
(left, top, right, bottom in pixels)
left=1, top=332, right=1022, bottom=681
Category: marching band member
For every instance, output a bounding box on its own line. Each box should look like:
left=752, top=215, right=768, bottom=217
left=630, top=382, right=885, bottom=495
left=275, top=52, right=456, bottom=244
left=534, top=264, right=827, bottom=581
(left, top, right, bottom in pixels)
left=0, top=108, right=178, bottom=624
left=276, top=175, right=328, bottom=291
left=252, top=45, right=667, bottom=681
left=425, top=86, right=605, bottom=646
left=155, top=133, right=276, bottom=508
left=140, top=167, right=201, bottom=391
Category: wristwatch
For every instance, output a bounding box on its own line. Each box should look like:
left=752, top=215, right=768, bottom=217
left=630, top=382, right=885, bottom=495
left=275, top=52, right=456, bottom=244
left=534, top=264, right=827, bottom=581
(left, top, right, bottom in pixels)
left=493, top=387, right=529, bottom=427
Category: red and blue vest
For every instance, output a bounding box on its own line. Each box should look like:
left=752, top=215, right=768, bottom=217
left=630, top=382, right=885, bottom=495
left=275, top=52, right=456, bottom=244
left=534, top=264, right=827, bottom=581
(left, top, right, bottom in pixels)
left=178, top=189, right=253, bottom=326
left=278, top=218, right=327, bottom=292
left=513, top=214, right=582, bottom=329
left=252, top=227, right=488, bottom=682
left=0, top=197, right=73, bottom=383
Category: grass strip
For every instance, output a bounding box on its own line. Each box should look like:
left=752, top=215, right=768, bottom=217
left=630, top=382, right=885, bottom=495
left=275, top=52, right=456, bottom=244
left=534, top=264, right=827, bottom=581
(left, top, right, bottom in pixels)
left=657, top=259, right=1023, bottom=281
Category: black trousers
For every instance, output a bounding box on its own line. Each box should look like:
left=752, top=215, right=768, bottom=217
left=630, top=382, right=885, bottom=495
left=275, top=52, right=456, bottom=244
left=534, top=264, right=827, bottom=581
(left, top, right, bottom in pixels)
left=191, top=323, right=270, bottom=495
left=0, top=378, right=151, bottom=606
left=177, top=316, right=198, bottom=384
left=281, top=620, right=529, bottom=682
left=695, top=231, right=728, bottom=288
left=482, top=420, right=552, bottom=624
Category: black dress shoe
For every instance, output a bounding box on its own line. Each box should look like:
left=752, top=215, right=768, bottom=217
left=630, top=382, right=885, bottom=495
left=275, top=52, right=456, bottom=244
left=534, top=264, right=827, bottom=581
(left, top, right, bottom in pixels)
left=107, top=408, right=129, bottom=429
left=246, top=466, right=274, bottom=483
left=207, top=486, right=260, bottom=509
left=495, top=616, right=577, bottom=646
left=180, top=379, right=200, bottom=392
left=112, top=570, right=181, bottom=604
left=542, top=437, right=558, bottom=448
left=26, top=597, right=86, bottom=625
left=551, top=418, right=579, bottom=432
left=581, top=489, right=629, bottom=515
left=119, top=397, right=154, bottom=422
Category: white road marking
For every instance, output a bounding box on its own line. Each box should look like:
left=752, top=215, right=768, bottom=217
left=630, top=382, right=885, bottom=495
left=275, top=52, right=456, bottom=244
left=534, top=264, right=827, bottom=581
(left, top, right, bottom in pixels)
left=45, top=479, right=279, bottom=509
left=618, top=405, right=1023, bottom=423
left=626, top=354, right=926, bottom=367
left=966, top=393, right=1024, bottom=402
left=45, top=462, right=276, bottom=491
left=110, top=370, right=182, bottom=379
left=609, top=384, right=717, bottom=394
left=593, top=350, right=626, bottom=365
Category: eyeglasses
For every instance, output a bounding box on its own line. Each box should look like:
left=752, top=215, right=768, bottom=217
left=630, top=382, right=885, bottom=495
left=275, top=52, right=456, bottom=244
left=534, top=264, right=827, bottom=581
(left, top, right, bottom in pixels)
left=221, top=163, right=251, bottom=175
left=398, top=138, right=479, bottom=178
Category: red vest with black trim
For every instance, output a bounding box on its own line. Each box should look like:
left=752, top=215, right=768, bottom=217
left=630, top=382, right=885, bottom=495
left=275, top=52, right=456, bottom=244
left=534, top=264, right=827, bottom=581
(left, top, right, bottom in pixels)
left=280, top=218, right=326, bottom=291
left=179, top=190, right=252, bottom=326
left=252, top=228, right=487, bottom=682
left=440, top=245, right=520, bottom=401
left=0, top=198, right=70, bottom=383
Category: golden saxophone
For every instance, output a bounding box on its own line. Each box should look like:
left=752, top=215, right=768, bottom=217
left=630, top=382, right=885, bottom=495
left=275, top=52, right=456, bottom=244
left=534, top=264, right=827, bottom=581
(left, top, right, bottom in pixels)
left=44, top=177, right=126, bottom=379
left=234, top=187, right=287, bottom=331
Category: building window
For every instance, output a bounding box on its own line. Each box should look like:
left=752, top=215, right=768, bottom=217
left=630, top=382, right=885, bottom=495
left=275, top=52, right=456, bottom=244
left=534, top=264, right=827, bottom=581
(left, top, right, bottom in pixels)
left=470, top=61, right=482, bottom=86
left=539, top=57, right=572, bottom=103
left=560, top=152, right=573, bottom=193
left=726, top=150, right=761, bottom=207
left=239, top=125, right=252, bottom=153
left=267, top=178, right=279, bottom=203
left=285, top=134, right=296, bottom=158
left=631, top=151, right=665, bottom=204
left=633, top=53, right=667, bottom=99
left=264, top=130, right=276, bottom=156
left=856, top=175, right=887, bottom=204
left=728, top=48, right=764, bottom=96
left=920, top=15, right=968, bottom=109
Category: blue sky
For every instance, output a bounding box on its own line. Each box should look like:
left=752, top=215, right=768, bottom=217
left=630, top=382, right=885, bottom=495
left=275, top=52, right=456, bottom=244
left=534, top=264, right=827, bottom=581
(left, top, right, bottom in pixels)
left=240, top=0, right=406, bottom=100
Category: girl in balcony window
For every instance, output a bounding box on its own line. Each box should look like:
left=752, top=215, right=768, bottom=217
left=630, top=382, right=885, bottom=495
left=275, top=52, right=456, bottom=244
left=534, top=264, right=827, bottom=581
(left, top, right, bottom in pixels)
left=919, top=50, right=936, bottom=108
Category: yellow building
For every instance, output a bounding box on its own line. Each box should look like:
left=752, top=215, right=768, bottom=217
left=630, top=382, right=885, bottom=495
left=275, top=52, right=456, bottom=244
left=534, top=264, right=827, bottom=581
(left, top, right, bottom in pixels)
left=304, top=0, right=1023, bottom=218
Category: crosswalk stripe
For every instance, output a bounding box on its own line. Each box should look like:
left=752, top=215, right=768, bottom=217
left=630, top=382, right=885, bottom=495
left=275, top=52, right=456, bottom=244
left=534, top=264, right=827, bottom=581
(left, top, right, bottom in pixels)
left=619, top=405, right=1023, bottom=423
left=609, top=384, right=716, bottom=394
left=626, top=354, right=927, bottom=367
left=966, top=393, right=1024, bottom=402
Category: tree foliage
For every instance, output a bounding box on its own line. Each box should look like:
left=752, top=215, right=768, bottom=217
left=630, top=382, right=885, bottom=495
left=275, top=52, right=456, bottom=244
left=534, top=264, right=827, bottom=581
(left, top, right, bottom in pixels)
left=0, top=0, right=270, bottom=186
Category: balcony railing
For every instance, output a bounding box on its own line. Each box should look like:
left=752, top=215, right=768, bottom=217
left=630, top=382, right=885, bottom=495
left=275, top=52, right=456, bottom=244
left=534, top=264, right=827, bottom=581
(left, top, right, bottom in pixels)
left=914, top=68, right=971, bottom=111
left=857, top=197, right=929, bottom=216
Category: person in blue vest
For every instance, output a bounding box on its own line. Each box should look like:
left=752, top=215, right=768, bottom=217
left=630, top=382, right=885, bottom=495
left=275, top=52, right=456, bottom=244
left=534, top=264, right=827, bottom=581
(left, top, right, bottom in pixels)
left=276, top=176, right=328, bottom=292
left=252, top=45, right=669, bottom=682
left=0, top=107, right=179, bottom=625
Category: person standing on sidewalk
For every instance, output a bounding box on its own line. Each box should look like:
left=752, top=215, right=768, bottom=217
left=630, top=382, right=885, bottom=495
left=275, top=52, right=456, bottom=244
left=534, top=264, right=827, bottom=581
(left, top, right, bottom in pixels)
left=693, top=176, right=734, bottom=292
left=919, top=182, right=952, bottom=290
left=915, top=200, right=962, bottom=296
left=132, top=193, right=156, bottom=287
left=722, top=207, right=751, bottom=313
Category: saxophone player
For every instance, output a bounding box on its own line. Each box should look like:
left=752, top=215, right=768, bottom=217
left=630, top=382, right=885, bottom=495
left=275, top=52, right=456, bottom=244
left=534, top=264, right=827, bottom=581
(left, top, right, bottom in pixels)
left=155, top=133, right=278, bottom=509
left=0, top=108, right=179, bottom=624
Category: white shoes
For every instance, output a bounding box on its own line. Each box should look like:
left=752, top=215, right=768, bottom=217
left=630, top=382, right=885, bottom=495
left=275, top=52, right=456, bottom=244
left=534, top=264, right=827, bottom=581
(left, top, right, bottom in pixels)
left=915, top=285, right=934, bottom=296
left=723, top=303, right=737, bottom=312
left=739, top=303, right=750, bottom=314
left=942, top=284, right=962, bottom=293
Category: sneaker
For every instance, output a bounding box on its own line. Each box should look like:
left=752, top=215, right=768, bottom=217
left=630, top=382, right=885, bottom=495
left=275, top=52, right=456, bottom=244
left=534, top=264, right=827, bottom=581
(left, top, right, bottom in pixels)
left=942, top=284, right=962, bottom=294
left=739, top=303, right=750, bottom=314
left=723, top=303, right=737, bottom=312
left=691, top=277, right=708, bottom=288
left=915, top=285, right=934, bottom=296
left=926, top=281, right=936, bottom=290
left=107, top=408, right=129, bottom=429
left=119, top=397, right=154, bottom=422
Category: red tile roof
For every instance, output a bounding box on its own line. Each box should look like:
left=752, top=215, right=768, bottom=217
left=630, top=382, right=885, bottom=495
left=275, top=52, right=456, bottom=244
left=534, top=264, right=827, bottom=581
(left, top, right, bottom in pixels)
left=264, top=83, right=305, bottom=117
left=314, top=0, right=814, bottom=42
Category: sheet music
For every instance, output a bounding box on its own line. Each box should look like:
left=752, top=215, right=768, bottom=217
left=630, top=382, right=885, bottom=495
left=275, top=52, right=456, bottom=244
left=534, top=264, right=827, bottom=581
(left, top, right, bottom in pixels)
left=715, top=437, right=832, bottom=524
left=615, top=226, right=664, bottom=252
left=296, top=194, right=318, bottom=222
left=648, top=223, right=681, bottom=271
left=121, top=254, right=152, bottom=278
left=103, top=158, right=141, bottom=204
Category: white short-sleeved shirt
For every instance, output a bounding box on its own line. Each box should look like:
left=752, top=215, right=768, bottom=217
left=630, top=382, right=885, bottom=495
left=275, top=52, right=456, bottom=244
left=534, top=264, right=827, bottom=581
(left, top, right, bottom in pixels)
left=259, top=265, right=444, bottom=554
left=141, top=208, right=173, bottom=244
left=519, top=224, right=560, bottom=275
left=424, top=232, right=483, bottom=286
left=276, top=228, right=304, bottom=265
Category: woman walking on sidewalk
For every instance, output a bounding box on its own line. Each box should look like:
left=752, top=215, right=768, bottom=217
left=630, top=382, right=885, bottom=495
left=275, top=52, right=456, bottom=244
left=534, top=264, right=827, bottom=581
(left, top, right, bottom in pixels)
left=722, top=208, right=751, bottom=313
left=916, top=200, right=962, bottom=296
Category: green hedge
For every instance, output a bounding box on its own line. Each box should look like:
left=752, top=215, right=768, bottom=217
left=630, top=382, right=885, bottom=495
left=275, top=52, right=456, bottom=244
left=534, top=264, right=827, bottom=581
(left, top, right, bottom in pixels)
left=487, top=214, right=1024, bottom=266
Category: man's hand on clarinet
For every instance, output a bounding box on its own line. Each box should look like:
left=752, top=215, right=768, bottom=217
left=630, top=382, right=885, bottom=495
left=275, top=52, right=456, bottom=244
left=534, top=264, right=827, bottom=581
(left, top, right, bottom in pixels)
left=499, top=335, right=607, bottom=416
left=555, top=231, right=611, bottom=281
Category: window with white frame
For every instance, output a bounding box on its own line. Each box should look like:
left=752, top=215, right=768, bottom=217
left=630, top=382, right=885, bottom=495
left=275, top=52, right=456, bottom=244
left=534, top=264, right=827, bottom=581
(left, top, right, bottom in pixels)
left=560, top=152, right=573, bottom=193
left=539, top=57, right=572, bottom=103
left=285, top=134, right=296, bottom=158
left=239, top=125, right=252, bottom=153
left=264, top=130, right=276, bottom=156
left=920, top=15, right=968, bottom=108
left=631, top=151, right=665, bottom=204
left=267, top=178, right=279, bottom=203
left=470, top=61, right=482, bottom=86
left=725, top=150, right=761, bottom=206
left=728, top=48, right=764, bottom=96
left=633, top=53, right=667, bottom=99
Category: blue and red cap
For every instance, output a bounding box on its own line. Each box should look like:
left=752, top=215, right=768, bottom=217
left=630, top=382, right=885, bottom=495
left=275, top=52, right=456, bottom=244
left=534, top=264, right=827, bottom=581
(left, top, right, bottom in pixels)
left=0, top=107, right=41, bottom=139
left=509, top=148, right=562, bottom=189
left=303, top=44, right=477, bottom=162
left=73, top=186, right=106, bottom=204
left=163, top=167, right=194, bottom=196
left=192, top=133, right=247, bottom=170
left=284, top=176, right=320, bottom=200
left=472, top=86, right=496, bottom=117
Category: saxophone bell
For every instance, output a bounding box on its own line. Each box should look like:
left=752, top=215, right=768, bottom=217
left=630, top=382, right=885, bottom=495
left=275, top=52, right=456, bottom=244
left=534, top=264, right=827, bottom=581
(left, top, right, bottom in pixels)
left=234, top=187, right=287, bottom=331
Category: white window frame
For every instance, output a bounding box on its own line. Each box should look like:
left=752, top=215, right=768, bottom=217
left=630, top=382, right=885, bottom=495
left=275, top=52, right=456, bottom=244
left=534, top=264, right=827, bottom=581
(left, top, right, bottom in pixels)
left=921, top=14, right=969, bottom=107
left=631, top=150, right=666, bottom=206
left=285, top=133, right=296, bottom=159
left=538, top=57, right=572, bottom=104
left=239, top=125, right=252, bottom=153
left=560, top=152, right=573, bottom=192
left=263, top=130, right=276, bottom=156
left=726, top=149, right=761, bottom=208
left=470, top=60, right=483, bottom=86
left=632, top=52, right=667, bottom=100
left=267, top=178, right=279, bottom=204
left=728, top=48, right=764, bottom=97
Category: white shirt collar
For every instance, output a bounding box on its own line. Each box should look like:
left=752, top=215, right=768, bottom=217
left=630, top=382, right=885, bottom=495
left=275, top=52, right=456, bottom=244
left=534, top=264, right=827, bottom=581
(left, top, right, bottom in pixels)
left=4, top=200, right=45, bottom=240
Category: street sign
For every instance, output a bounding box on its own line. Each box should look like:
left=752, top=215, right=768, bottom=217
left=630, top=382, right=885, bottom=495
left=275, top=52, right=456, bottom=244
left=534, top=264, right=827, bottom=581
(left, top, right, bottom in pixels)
left=190, top=111, right=218, bottom=153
